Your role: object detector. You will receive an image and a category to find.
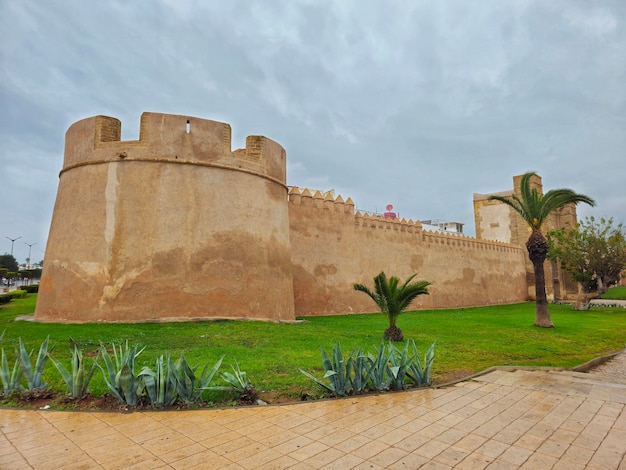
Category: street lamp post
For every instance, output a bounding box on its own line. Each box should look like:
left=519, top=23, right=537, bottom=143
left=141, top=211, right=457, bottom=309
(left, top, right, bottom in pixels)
left=25, top=242, right=37, bottom=266
left=5, top=236, right=21, bottom=257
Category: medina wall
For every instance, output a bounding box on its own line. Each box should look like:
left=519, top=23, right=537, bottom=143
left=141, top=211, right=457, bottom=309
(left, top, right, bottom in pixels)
left=37, top=112, right=531, bottom=324
left=36, top=113, right=295, bottom=322
left=288, top=187, right=528, bottom=316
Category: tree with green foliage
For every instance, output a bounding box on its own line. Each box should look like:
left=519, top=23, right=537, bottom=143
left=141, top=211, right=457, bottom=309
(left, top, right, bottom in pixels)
left=353, top=271, right=430, bottom=341
left=548, top=217, right=626, bottom=309
left=0, top=254, right=18, bottom=272
left=488, top=172, right=595, bottom=327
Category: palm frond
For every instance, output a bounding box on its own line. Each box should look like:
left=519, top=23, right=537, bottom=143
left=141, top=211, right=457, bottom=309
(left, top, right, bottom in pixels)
left=489, top=172, right=595, bottom=231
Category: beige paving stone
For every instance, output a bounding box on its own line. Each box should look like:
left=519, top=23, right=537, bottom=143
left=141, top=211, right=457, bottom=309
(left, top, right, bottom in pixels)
left=254, top=454, right=300, bottom=469
left=57, top=457, right=104, bottom=469
left=413, top=439, right=449, bottom=459
left=311, top=453, right=364, bottom=470
left=351, top=462, right=385, bottom=470
left=494, top=422, right=533, bottom=445
left=417, top=460, right=453, bottom=469
left=432, top=445, right=471, bottom=466
left=599, top=427, right=626, bottom=454
left=587, top=449, right=624, bottom=470
left=0, top=449, right=33, bottom=469
left=519, top=452, right=558, bottom=469
left=437, top=427, right=467, bottom=445
left=535, top=438, right=569, bottom=459
left=212, top=436, right=260, bottom=457
left=514, top=433, right=546, bottom=451
left=559, top=443, right=594, bottom=465
left=350, top=439, right=390, bottom=461
left=285, top=440, right=329, bottom=461
left=551, top=460, right=586, bottom=470
left=498, top=445, right=533, bottom=465
left=236, top=447, right=286, bottom=469
left=158, top=442, right=207, bottom=464
left=477, top=439, right=510, bottom=458
left=455, top=452, right=494, bottom=470
left=332, top=434, right=372, bottom=454
left=387, top=451, right=429, bottom=468
left=367, top=446, right=409, bottom=467
left=169, top=449, right=234, bottom=469
left=417, top=422, right=449, bottom=439
left=197, top=430, right=244, bottom=449
left=484, top=462, right=520, bottom=470
left=394, top=432, right=430, bottom=452
left=455, top=433, right=489, bottom=452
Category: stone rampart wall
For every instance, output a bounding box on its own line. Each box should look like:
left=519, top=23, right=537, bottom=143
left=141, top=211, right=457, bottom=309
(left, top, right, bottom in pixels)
left=288, top=187, right=528, bottom=316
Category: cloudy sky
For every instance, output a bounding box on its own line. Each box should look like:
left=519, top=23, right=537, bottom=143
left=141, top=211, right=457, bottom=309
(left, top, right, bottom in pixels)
left=1, top=0, right=624, bottom=265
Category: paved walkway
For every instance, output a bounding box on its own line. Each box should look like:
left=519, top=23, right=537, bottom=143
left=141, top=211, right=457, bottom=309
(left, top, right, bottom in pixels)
left=1, top=363, right=625, bottom=469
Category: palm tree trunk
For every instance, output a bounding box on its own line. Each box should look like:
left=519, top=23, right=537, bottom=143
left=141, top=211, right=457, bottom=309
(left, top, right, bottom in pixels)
left=527, top=230, right=554, bottom=328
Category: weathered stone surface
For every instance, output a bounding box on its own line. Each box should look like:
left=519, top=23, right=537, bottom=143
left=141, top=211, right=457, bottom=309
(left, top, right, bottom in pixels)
left=37, top=113, right=563, bottom=323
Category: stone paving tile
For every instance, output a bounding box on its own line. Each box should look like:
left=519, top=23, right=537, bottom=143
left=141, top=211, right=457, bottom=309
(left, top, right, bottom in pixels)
left=1, top=368, right=626, bottom=469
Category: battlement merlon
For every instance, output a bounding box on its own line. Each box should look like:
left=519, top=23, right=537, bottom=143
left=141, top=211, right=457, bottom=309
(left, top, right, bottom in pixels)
left=62, top=112, right=287, bottom=184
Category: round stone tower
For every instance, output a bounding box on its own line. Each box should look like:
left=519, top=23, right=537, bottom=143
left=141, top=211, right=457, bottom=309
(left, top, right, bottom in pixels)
left=35, top=112, right=295, bottom=322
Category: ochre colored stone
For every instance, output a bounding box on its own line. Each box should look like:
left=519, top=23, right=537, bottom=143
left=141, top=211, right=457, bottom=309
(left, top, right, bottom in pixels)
left=36, top=113, right=568, bottom=323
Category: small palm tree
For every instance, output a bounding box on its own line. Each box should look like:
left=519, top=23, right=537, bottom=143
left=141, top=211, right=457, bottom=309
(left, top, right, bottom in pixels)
left=489, top=172, right=595, bottom=328
left=353, top=272, right=431, bottom=341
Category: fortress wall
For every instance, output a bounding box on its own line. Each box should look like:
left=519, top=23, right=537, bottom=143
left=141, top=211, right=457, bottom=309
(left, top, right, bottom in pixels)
left=36, top=113, right=294, bottom=322
left=289, top=187, right=527, bottom=316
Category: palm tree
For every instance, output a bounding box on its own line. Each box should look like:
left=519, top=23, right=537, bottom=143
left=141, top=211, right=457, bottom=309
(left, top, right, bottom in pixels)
left=353, top=271, right=430, bottom=341
left=489, top=172, right=595, bottom=328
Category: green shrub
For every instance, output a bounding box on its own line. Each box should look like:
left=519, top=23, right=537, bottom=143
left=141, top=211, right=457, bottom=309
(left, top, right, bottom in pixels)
left=0, top=290, right=27, bottom=304
left=20, top=285, right=39, bottom=294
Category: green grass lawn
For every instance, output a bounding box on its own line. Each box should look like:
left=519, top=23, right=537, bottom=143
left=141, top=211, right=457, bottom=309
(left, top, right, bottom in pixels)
left=1, top=294, right=625, bottom=402
left=601, top=286, right=626, bottom=300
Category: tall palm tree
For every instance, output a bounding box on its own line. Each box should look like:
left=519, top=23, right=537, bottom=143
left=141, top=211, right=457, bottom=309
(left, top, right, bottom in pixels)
left=489, top=172, right=595, bottom=327
left=353, top=271, right=430, bottom=341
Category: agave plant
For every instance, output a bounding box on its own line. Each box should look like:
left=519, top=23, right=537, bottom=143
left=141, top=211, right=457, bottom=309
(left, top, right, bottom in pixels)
left=406, top=340, right=436, bottom=386
left=299, top=343, right=354, bottom=396
left=138, top=354, right=178, bottom=408
left=350, top=348, right=370, bottom=394
left=48, top=338, right=99, bottom=399
left=99, top=340, right=145, bottom=406
left=17, top=336, right=52, bottom=392
left=220, top=360, right=258, bottom=402
left=0, top=348, right=22, bottom=393
left=0, top=332, right=22, bottom=393
left=172, top=353, right=224, bottom=404
left=386, top=341, right=415, bottom=391
left=365, top=341, right=393, bottom=391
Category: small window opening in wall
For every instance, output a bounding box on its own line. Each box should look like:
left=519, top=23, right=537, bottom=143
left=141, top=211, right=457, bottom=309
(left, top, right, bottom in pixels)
left=186, top=120, right=190, bottom=134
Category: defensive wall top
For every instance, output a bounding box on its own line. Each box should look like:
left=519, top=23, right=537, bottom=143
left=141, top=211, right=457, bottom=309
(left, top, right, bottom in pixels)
left=62, top=112, right=287, bottom=184
left=288, top=186, right=522, bottom=253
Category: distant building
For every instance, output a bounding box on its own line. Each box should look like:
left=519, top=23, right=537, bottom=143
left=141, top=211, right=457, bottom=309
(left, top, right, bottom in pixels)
left=420, top=219, right=464, bottom=234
